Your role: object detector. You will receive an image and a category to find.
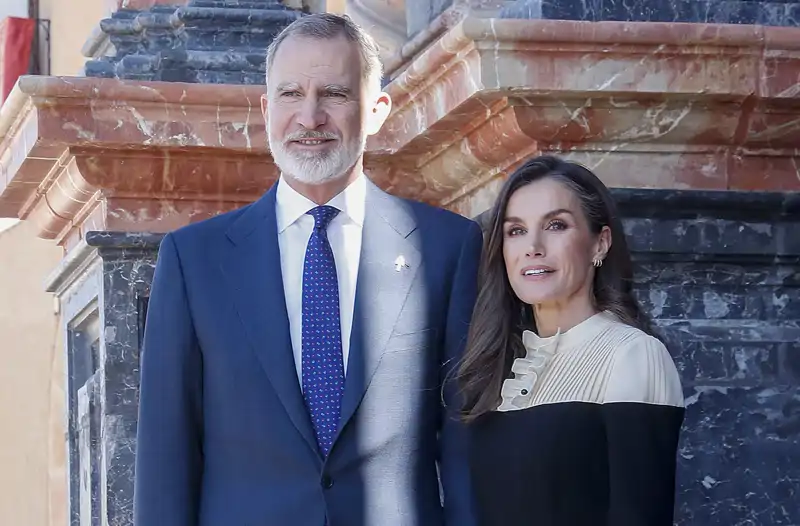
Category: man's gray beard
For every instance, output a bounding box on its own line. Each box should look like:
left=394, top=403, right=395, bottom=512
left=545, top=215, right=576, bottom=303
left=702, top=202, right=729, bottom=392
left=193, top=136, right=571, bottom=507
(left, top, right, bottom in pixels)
left=269, top=134, right=365, bottom=186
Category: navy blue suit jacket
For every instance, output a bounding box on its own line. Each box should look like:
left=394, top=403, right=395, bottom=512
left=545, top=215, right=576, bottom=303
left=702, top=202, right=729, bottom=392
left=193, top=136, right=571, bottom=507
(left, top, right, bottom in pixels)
left=133, top=180, right=482, bottom=526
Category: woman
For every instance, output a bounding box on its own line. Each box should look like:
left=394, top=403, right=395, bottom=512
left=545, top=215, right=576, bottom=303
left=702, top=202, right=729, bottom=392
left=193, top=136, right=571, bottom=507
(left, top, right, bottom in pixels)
left=459, top=155, right=685, bottom=525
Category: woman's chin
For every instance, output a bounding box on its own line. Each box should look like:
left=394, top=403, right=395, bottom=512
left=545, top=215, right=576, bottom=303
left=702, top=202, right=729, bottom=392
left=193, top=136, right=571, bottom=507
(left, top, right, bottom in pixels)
left=513, top=285, right=561, bottom=307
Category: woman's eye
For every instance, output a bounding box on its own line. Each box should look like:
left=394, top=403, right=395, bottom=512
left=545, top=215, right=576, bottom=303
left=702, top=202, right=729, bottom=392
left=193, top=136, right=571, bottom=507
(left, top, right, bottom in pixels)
left=547, top=220, right=567, bottom=230
left=506, top=226, right=525, bottom=236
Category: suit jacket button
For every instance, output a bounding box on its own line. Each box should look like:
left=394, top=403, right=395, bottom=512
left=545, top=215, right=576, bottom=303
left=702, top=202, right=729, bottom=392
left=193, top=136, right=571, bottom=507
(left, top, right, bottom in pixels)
left=322, top=475, right=334, bottom=489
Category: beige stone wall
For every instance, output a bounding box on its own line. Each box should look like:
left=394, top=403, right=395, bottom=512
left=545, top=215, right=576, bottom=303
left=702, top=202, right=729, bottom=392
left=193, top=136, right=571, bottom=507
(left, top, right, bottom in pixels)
left=0, top=221, right=63, bottom=526
left=39, top=0, right=110, bottom=75
left=46, top=332, right=67, bottom=526
left=0, top=2, right=110, bottom=524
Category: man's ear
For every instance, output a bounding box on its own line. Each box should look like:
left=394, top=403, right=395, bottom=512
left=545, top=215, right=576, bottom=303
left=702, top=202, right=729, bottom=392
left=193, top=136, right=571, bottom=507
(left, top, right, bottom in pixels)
left=365, top=92, right=391, bottom=136
left=260, top=92, right=268, bottom=122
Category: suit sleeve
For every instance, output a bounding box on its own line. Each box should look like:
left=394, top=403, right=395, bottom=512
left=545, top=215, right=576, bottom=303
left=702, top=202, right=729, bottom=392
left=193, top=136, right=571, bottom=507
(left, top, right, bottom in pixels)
left=439, top=220, right=482, bottom=526
left=602, top=335, right=685, bottom=526
left=134, top=233, right=204, bottom=526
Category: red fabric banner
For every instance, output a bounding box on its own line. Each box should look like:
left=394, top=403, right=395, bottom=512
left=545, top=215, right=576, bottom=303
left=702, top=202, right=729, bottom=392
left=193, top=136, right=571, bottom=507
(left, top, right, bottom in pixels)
left=0, top=17, right=35, bottom=105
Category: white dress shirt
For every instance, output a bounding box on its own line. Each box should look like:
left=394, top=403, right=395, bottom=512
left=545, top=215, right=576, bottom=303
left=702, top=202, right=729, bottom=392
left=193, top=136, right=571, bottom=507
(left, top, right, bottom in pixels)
left=275, top=174, right=366, bottom=385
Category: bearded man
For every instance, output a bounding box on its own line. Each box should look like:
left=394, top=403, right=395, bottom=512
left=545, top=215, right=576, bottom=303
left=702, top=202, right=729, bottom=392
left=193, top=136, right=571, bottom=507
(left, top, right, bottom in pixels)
left=133, top=13, right=481, bottom=526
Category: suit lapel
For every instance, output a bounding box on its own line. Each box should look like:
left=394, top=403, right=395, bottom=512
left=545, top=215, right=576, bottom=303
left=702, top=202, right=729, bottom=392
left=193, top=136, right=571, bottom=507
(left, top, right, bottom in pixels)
left=338, top=182, right=420, bottom=430
left=220, top=186, right=320, bottom=458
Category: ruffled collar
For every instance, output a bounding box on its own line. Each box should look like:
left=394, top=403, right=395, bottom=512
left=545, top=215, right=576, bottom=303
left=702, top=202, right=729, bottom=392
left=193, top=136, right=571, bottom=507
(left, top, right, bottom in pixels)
left=497, top=311, right=616, bottom=412
left=522, top=310, right=616, bottom=352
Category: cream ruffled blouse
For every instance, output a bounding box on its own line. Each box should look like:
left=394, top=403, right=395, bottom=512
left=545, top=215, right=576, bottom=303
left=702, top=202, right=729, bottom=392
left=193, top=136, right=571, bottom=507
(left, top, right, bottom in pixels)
left=496, top=310, right=684, bottom=412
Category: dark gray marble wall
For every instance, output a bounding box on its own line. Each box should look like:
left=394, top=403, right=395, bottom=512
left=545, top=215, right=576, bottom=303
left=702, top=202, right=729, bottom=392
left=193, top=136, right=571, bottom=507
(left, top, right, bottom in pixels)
left=92, top=233, right=162, bottom=526
left=500, top=0, right=800, bottom=25
left=51, top=233, right=162, bottom=526
left=614, top=189, right=800, bottom=525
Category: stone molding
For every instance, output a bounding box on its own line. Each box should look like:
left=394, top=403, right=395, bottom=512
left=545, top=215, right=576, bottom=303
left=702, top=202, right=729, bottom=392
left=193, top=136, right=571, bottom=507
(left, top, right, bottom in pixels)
left=0, top=77, right=271, bottom=249
left=367, top=18, right=800, bottom=215
left=1, top=18, right=799, bottom=247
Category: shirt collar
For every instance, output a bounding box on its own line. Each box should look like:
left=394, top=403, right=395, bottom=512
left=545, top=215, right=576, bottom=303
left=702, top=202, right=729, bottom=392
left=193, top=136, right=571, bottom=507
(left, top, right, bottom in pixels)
left=275, top=173, right=367, bottom=233
left=521, top=310, right=617, bottom=354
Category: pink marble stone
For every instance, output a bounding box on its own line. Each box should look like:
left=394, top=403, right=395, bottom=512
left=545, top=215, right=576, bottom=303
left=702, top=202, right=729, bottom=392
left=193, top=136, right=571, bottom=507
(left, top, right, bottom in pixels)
left=0, top=18, right=799, bottom=247
left=0, top=77, right=271, bottom=246
left=369, top=19, right=800, bottom=212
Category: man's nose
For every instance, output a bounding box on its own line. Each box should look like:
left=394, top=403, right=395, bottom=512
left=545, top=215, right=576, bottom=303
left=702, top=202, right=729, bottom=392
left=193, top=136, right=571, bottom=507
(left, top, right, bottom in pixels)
left=295, top=97, right=326, bottom=129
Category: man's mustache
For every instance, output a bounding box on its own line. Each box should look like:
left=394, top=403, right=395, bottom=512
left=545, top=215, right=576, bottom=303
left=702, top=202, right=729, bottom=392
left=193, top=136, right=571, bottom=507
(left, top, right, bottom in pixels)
left=285, top=130, right=339, bottom=142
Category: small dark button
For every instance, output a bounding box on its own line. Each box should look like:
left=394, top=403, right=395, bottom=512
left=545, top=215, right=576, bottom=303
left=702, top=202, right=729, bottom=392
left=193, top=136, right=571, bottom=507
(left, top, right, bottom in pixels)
left=520, top=389, right=529, bottom=395
left=322, top=475, right=334, bottom=489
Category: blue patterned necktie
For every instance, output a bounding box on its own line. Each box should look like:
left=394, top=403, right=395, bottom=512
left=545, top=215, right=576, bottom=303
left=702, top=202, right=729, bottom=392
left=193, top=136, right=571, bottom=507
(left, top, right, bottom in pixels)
left=301, top=205, right=345, bottom=457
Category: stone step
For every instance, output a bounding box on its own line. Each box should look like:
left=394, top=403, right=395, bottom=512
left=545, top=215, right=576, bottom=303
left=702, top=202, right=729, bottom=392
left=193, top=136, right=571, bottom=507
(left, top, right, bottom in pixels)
left=85, top=0, right=302, bottom=82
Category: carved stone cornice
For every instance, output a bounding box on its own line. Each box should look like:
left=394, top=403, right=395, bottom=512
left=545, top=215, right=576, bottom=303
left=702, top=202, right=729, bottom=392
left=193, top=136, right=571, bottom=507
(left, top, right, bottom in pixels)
left=366, top=18, right=800, bottom=215
left=0, top=76, right=270, bottom=248
left=2, top=18, right=799, bottom=245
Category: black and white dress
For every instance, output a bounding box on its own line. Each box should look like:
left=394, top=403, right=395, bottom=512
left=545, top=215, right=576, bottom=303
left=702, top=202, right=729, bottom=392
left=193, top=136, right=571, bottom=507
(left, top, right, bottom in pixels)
left=469, top=311, right=685, bottom=526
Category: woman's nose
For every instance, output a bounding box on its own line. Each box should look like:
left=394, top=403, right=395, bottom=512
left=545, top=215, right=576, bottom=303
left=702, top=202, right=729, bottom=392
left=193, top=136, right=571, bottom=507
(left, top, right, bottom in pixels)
left=525, top=237, right=544, bottom=258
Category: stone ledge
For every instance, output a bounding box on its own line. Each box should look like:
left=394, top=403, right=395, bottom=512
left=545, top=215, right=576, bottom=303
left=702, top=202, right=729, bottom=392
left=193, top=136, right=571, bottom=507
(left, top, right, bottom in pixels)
left=84, top=1, right=303, bottom=83
left=85, top=231, right=165, bottom=258
left=366, top=18, right=800, bottom=215
left=0, top=76, right=271, bottom=248
left=612, top=188, right=800, bottom=221
left=2, top=18, right=800, bottom=247
left=84, top=231, right=165, bottom=249
left=614, top=188, right=800, bottom=264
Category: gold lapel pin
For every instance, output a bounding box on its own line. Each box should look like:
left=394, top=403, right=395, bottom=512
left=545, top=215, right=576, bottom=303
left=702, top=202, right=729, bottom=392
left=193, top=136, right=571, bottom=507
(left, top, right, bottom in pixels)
left=394, top=255, right=410, bottom=272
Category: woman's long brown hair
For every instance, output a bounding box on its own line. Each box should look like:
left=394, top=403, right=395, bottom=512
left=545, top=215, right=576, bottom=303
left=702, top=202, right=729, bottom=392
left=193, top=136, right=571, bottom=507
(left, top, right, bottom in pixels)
left=457, top=155, right=659, bottom=423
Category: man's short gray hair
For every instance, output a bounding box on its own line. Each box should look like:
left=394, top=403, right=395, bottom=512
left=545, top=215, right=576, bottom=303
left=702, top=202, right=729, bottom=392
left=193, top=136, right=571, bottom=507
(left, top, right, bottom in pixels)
left=266, top=13, right=384, bottom=92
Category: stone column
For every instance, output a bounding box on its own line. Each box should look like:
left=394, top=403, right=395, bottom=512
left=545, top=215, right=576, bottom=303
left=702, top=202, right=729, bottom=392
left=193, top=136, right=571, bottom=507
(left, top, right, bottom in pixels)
left=45, top=233, right=162, bottom=526
left=0, top=76, right=271, bottom=526
left=48, top=4, right=303, bottom=522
